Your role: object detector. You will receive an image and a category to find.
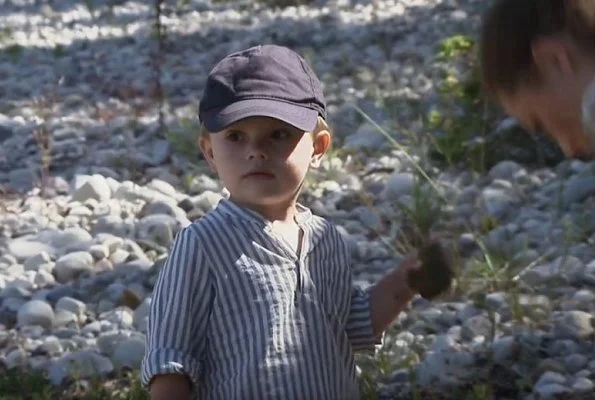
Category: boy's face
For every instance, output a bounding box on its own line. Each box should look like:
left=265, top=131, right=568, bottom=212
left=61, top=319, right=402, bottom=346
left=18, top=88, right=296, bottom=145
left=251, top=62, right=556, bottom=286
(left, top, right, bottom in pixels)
left=199, top=116, right=330, bottom=215
left=500, top=36, right=595, bottom=159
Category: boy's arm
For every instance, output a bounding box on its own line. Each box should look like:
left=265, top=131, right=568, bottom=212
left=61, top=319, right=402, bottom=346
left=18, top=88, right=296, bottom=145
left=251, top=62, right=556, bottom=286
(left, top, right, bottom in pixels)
left=344, top=254, right=420, bottom=351
left=141, top=226, right=214, bottom=400
left=149, top=374, right=192, bottom=400
left=368, top=254, right=419, bottom=336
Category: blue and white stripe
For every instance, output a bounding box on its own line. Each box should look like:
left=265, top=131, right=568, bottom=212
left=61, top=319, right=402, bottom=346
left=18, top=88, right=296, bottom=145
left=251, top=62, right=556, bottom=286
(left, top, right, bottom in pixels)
left=141, top=199, right=379, bottom=400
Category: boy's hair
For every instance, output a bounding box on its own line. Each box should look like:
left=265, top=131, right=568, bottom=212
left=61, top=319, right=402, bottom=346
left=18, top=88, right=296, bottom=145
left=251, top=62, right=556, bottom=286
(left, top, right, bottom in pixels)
left=199, top=116, right=332, bottom=138
left=479, top=0, right=595, bottom=102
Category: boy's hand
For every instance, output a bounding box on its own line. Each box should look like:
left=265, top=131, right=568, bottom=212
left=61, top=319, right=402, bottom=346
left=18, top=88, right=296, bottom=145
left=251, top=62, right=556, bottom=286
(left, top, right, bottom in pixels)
left=392, top=252, right=423, bottom=304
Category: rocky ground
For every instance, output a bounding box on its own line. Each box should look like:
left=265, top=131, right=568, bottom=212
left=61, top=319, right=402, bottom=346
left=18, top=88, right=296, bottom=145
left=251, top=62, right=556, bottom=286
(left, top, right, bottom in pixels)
left=1, top=0, right=595, bottom=399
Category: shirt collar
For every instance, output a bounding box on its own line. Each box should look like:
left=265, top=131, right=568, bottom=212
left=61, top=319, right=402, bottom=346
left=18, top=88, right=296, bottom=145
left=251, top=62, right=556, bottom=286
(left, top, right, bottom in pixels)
left=216, top=198, right=313, bottom=229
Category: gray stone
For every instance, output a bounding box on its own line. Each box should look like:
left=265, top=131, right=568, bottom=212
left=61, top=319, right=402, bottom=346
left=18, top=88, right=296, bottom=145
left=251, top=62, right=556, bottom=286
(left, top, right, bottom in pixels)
left=491, top=336, right=519, bottom=364
left=34, top=270, right=56, bottom=287
left=93, top=215, right=134, bottom=238
left=135, top=214, right=178, bottom=247
left=97, top=330, right=130, bottom=357
left=563, top=174, right=595, bottom=206
left=0, top=114, right=15, bottom=143
left=99, top=307, right=133, bottom=329
left=343, top=121, right=387, bottom=152
left=351, top=206, right=382, bottom=230
left=55, top=296, right=87, bottom=318
left=37, top=336, right=63, bottom=356
left=480, top=187, right=515, bottom=218
left=416, top=349, right=476, bottom=389
left=71, top=174, right=112, bottom=202
left=187, top=174, right=221, bottom=194
left=572, top=377, right=594, bottom=392
left=462, top=314, right=495, bottom=341
left=146, top=179, right=177, bottom=198
left=53, top=309, right=79, bottom=328
left=381, top=172, right=415, bottom=200
left=535, top=371, right=567, bottom=387
left=534, top=383, right=570, bottom=399
left=88, top=244, right=109, bottom=260
left=5, top=347, right=27, bottom=369
left=564, top=353, right=588, bottom=373
left=80, top=321, right=102, bottom=336
left=47, top=350, right=114, bottom=386
left=520, top=256, right=585, bottom=286
left=147, top=139, right=170, bottom=166
left=488, top=160, right=523, bottom=181
left=17, top=300, right=54, bottom=329
left=8, top=239, right=55, bottom=262
left=190, top=190, right=223, bottom=213
left=111, top=336, right=145, bottom=369
left=113, top=180, right=175, bottom=205
left=54, top=251, right=94, bottom=283
left=133, top=297, right=151, bottom=333
left=52, top=227, right=93, bottom=252
left=8, top=168, right=35, bottom=192
left=554, top=311, right=594, bottom=340
left=23, top=252, right=52, bottom=271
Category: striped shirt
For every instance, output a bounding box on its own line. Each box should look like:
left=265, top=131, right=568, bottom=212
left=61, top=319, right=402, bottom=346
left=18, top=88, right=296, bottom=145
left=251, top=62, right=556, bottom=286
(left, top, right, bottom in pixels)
left=141, top=198, right=381, bottom=400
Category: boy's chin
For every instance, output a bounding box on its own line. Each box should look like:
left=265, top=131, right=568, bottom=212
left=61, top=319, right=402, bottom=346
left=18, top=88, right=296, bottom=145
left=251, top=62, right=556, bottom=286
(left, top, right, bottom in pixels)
left=232, top=192, right=296, bottom=207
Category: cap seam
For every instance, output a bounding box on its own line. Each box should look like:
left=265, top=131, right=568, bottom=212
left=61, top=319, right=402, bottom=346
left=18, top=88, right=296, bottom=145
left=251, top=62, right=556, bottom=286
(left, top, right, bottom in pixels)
left=298, top=58, right=317, bottom=109
left=201, top=95, right=320, bottom=112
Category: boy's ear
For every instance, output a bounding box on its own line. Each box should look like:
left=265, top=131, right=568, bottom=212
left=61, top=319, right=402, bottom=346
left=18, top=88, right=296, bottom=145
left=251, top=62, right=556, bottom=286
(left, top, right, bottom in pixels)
left=531, top=35, right=576, bottom=77
left=198, top=135, right=218, bottom=174
left=310, top=129, right=331, bottom=168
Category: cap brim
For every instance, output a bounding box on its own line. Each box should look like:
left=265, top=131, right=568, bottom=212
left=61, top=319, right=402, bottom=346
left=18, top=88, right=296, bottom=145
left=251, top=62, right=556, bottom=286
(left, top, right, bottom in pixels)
left=201, top=99, right=319, bottom=133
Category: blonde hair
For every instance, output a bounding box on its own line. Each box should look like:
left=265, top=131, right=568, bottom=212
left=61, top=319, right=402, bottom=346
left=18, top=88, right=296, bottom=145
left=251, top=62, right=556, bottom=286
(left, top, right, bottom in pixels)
left=199, top=116, right=332, bottom=137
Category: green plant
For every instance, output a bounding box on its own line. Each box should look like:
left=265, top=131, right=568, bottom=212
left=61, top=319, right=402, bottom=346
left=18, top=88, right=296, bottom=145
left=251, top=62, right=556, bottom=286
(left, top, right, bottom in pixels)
left=437, top=35, right=474, bottom=60
left=428, top=69, right=490, bottom=172
left=393, top=171, right=446, bottom=252
left=53, top=44, right=66, bottom=58
left=424, top=34, right=501, bottom=173
left=165, top=117, right=201, bottom=160
left=465, top=383, right=493, bottom=400
left=0, top=366, right=149, bottom=400
left=31, top=83, right=61, bottom=197
left=0, top=27, right=12, bottom=44
left=3, top=44, right=23, bottom=61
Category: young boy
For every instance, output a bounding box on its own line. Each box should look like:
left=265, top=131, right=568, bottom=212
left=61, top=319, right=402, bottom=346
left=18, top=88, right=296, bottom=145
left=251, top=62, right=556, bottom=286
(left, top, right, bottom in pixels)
left=140, top=44, right=422, bottom=400
left=479, top=0, right=595, bottom=159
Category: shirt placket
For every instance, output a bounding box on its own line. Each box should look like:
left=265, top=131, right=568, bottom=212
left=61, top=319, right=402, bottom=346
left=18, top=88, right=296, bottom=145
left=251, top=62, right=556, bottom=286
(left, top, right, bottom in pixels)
left=265, top=223, right=309, bottom=306
left=293, top=227, right=308, bottom=305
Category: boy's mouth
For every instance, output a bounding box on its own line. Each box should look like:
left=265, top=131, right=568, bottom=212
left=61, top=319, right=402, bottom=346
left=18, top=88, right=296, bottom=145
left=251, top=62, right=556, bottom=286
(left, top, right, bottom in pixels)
left=243, top=170, right=275, bottom=179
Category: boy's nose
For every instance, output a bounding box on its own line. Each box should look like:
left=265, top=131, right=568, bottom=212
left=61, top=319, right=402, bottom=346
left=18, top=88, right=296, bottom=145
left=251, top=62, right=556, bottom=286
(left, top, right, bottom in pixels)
left=248, top=152, right=267, bottom=160
left=246, top=144, right=268, bottom=160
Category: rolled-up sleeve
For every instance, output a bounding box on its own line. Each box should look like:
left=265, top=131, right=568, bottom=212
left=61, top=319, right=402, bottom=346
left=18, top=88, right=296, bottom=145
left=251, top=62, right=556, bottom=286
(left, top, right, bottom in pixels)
left=141, top=225, right=214, bottom=390
left=345, top=286, right=383, bottom=353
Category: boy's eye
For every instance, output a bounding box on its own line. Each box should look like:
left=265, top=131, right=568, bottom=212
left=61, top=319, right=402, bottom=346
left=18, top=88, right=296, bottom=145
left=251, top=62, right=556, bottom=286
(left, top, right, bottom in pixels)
left=226, top=131, right=242, bottom=141
left=271, top=129, right=292, bottom=139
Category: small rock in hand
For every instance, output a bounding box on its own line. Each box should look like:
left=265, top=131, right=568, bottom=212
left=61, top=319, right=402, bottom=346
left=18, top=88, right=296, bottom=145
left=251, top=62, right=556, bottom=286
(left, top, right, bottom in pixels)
left=407, top=240, right=454, bottom=300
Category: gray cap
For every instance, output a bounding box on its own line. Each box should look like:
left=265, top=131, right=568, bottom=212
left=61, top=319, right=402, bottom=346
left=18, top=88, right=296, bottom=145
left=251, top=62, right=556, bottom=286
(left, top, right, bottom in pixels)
left=198, top=44, right=327, bottom=132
